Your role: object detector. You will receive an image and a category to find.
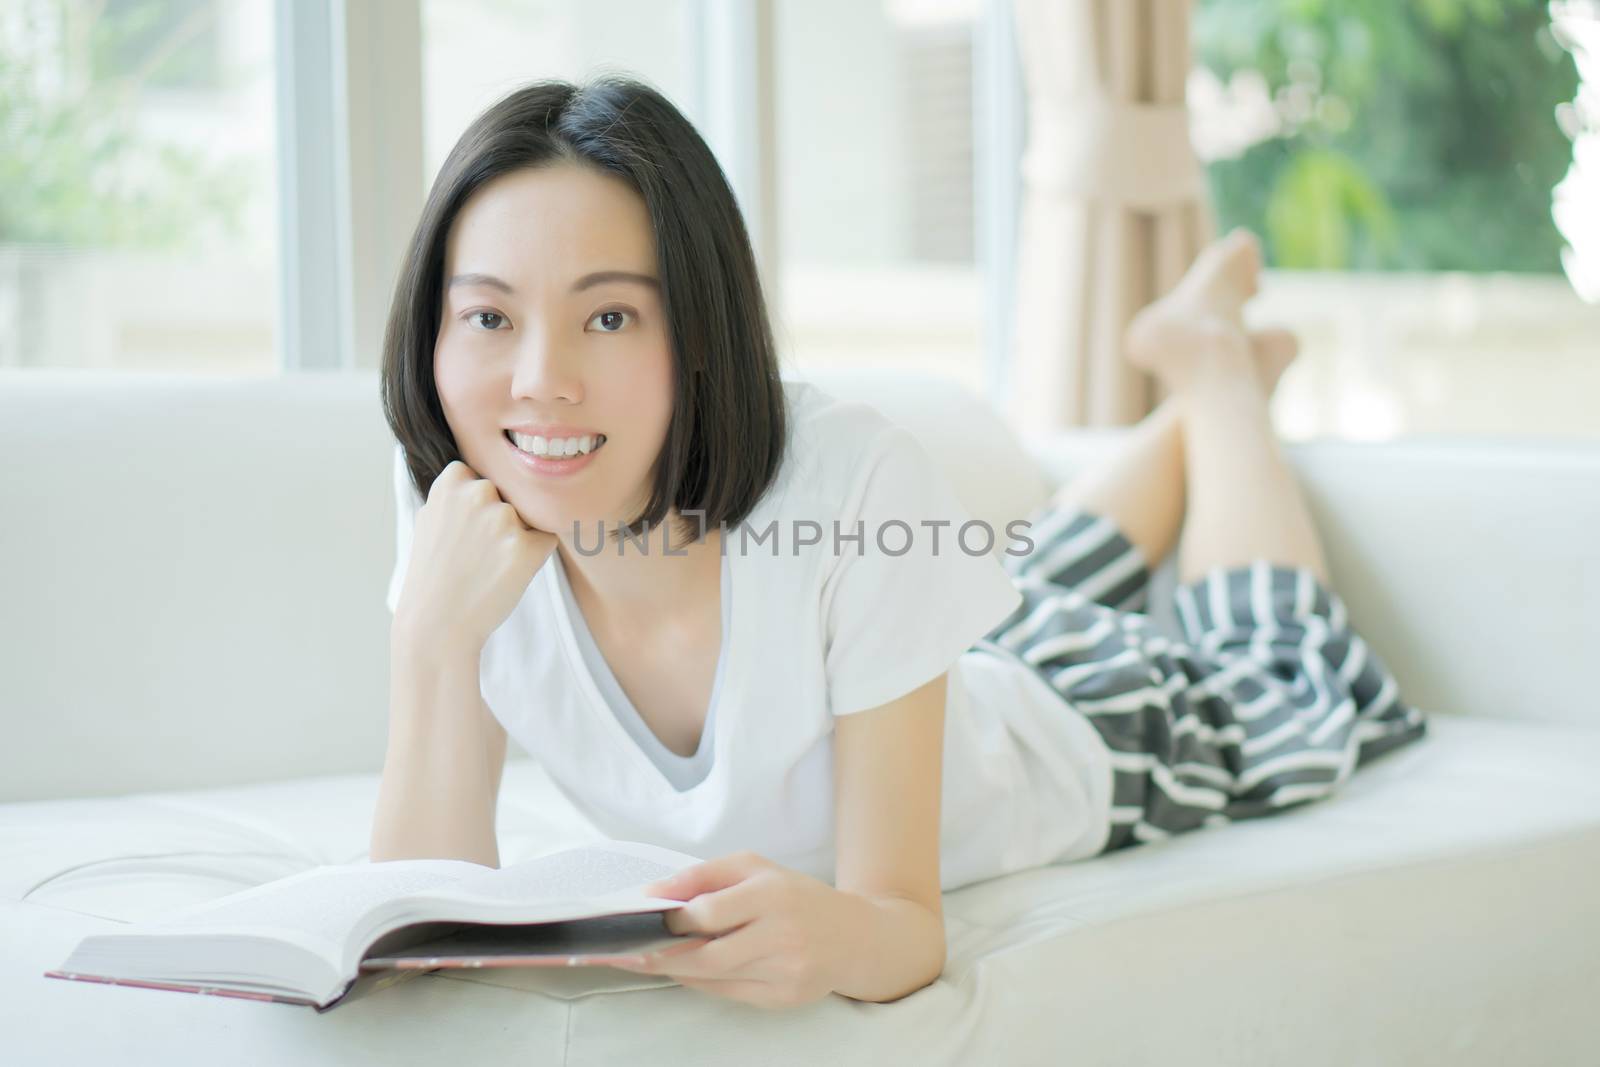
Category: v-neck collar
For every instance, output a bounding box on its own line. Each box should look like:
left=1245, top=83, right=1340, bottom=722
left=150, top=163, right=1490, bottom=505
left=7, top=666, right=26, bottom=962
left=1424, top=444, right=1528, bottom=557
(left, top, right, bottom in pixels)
left=545, top=543, right=733, bottom=797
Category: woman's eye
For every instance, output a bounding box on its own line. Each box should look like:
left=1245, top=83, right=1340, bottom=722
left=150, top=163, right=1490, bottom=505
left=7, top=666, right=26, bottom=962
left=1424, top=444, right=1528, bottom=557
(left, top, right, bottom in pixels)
left=467, top=311, right=506, bottom=331
left=589, top=309, right=632, bottom=333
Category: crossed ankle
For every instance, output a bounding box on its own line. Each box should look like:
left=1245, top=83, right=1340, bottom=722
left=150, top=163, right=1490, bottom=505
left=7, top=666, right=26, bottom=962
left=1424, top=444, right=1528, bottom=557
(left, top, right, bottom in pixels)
left=1165, top=347, right=1263, bottom=397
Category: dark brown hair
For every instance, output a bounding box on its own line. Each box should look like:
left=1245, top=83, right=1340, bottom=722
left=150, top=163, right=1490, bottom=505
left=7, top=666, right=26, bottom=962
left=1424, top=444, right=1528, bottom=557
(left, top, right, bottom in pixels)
left=379, top=75, right=787, bottom=551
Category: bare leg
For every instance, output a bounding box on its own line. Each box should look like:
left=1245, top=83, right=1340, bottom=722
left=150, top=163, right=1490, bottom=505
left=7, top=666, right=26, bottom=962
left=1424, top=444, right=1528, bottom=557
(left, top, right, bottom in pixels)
left=1048, top=398, right=1187, bottom=569
left=1123, top=228, right=1331, bottom=586
left=1174, top=363, right=1330, bottom=585
left=1050, top=319, right=1301, bottom=572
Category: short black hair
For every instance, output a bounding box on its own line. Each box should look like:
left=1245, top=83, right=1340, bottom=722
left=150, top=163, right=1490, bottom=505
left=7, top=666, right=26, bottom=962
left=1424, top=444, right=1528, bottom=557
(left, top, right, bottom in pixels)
left=380, top=75, right=787, bottom=551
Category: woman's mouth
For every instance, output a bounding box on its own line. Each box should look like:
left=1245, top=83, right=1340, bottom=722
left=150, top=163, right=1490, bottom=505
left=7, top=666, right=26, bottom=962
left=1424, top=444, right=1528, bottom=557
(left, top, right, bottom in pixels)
left=504, top=430, right=607, bottom=477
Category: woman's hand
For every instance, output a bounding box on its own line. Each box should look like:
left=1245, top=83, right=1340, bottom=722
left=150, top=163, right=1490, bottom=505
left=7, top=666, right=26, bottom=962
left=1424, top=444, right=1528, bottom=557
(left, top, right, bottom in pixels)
left=613, top=851, right=850, bottom=1009
left=394, top=459, right=558, bottom=652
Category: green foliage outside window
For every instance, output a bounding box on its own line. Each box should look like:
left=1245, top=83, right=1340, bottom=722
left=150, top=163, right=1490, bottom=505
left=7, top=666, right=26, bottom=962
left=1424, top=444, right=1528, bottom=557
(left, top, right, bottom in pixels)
left=1194, top=0, right=1582, bottom=272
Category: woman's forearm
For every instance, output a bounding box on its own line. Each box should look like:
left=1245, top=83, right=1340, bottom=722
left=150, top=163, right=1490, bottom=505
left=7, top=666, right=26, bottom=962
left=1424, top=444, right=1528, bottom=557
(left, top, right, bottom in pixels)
left=370, top=621, right=505, bottom=867
left=826, top=890, right=947, bottom=1003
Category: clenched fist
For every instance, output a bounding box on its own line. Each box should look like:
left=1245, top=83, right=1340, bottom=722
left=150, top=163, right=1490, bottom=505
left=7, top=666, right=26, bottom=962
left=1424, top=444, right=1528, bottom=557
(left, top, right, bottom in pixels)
left=392, top=460, right=559, bottom=653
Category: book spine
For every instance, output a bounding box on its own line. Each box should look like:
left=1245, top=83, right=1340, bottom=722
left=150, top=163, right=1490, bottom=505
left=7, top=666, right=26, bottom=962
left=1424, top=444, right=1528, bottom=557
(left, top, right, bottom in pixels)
left=42, top=970, right=325, bottom=1010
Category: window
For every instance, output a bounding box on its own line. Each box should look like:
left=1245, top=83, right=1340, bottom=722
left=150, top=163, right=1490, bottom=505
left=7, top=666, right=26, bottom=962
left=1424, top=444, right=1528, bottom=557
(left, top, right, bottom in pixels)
left=773, top=0, right=987, bottom=394
left=0, top=0, right=279, bottom=373
left=15, top=0, right=1590, bottom=444
left=1190, top=1, right=1600, bottom=441
left=420, top=0, right=695, bottom=188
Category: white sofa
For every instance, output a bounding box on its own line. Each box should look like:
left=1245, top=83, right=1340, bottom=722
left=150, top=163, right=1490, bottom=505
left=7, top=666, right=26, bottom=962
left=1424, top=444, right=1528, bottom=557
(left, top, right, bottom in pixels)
left=3, top=364, right=1597, bottom=1066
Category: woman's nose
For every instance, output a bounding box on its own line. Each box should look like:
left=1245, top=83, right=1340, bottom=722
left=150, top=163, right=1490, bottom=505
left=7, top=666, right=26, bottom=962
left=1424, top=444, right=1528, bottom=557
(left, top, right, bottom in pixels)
left=509, top=332, right=582, bottom=401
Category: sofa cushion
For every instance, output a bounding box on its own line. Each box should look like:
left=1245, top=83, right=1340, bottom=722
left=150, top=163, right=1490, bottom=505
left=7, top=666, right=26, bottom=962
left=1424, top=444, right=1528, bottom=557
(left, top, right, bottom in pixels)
left=6, top=713, right=1598, bottom=1064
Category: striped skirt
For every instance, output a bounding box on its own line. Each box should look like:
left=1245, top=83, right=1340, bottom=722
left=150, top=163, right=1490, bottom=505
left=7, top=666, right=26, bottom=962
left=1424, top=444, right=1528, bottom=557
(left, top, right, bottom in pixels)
left=976, top=501, right=1429, bottom=855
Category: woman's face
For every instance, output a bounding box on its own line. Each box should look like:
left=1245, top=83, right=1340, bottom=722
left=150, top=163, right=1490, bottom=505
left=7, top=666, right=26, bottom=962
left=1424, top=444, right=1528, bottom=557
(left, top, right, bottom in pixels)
left=433, top=162, right=674, bottom=537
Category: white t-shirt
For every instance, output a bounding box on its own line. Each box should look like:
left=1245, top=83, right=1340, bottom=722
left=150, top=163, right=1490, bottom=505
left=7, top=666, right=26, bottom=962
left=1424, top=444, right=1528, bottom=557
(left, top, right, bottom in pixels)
left=553, top=545, right=728, bottom=792
left=386, top=378, right=1112, bottom=891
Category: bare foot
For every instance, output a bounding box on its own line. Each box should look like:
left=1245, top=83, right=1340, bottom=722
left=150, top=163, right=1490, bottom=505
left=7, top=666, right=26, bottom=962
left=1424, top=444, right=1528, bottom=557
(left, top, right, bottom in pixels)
left=1248, top=326, right=1299, bottom=397
left=1124, top=228, right=1264, bottom=392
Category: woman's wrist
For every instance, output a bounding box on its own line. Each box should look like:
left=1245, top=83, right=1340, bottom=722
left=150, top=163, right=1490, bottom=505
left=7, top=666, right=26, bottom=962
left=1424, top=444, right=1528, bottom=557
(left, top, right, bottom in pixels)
left=390, top=608, right=482, bottom=668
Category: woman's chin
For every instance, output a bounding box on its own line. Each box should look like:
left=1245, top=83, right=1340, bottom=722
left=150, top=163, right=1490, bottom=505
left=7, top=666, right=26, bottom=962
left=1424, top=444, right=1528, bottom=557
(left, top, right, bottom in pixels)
left=510, top=502, right=606, bottom=541
left=501, top=498, right=566, bottom=536
left=501, top=481, right=639, bottom=540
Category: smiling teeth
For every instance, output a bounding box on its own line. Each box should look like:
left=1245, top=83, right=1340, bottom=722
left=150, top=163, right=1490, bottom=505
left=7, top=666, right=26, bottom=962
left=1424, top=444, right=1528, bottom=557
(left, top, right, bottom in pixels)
left=509, top=431, right=605, bottom=457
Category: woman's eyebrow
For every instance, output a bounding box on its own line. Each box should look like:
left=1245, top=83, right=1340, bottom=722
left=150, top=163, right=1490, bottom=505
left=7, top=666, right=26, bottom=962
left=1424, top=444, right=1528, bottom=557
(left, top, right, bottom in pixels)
left=447, top=272, right=515, bottom=293
left=444, top=271, right=660, bottom=294
left=570, top=270, right=660, bottom=293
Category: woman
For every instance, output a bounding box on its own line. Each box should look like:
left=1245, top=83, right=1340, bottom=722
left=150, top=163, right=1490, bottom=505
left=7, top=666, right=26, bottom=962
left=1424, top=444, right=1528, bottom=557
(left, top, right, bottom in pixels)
left=371, top=75, right=1427, bottom=1010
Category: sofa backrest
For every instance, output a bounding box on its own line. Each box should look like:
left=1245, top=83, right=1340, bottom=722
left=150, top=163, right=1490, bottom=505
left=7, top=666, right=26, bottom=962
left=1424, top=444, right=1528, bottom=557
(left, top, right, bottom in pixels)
left=805, top=366, right=1600, bottom=743
left=2, top=366, right=1594, bottom=802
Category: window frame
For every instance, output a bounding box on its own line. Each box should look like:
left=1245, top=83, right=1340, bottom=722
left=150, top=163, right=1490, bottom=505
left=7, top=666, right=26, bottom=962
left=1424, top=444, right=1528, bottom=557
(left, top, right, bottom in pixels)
left=273, top=0, right=423, bottom=373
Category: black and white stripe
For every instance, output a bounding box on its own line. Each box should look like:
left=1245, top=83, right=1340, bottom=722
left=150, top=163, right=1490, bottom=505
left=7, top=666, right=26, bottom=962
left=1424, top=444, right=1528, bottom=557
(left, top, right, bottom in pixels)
left=982, top=504, right=1428, bottom=855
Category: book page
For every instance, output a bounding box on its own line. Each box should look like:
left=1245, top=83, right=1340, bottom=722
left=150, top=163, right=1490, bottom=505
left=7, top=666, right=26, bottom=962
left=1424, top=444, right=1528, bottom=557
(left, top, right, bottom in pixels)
left=144, top=860, right=487, bottom=947
left=444, top=845, right=681, bottom=903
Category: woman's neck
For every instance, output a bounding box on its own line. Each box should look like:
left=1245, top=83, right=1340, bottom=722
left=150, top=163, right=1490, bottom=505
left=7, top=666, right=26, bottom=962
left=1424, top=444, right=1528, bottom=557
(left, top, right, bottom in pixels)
left=557, top=517, right=724, bottom=641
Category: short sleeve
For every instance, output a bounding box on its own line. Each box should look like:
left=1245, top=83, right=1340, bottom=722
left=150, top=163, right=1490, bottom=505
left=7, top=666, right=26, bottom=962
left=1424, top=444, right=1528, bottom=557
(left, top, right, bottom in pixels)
left=821, top=425, right=1024, bottom=717
left=386, top=443, right=423, bottom=615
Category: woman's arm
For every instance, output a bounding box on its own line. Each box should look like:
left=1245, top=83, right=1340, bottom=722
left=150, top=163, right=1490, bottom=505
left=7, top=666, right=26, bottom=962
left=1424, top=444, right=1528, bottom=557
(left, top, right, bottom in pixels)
left=610, top=671, right=949, bottom=1006
left=370, top=617, right=508, bottom=867
left=827, top=670, right=948, bottom=1002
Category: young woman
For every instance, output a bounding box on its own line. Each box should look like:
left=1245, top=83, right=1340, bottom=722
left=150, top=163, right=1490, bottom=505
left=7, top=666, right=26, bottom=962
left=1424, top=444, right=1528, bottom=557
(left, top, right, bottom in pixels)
left=371, top=76, right=1428, bottom=1010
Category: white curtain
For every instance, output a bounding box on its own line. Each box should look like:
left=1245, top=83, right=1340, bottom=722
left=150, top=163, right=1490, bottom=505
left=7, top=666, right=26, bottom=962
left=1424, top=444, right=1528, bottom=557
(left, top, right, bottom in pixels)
left=1005, top=0, right=1214, bottom=434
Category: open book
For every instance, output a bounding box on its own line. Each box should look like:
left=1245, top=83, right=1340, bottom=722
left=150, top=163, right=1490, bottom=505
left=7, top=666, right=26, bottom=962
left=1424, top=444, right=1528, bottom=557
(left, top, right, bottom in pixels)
left=44, top=840, right=708, bottom=1012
